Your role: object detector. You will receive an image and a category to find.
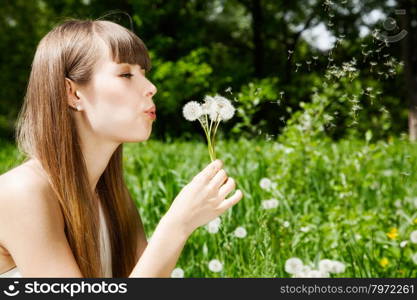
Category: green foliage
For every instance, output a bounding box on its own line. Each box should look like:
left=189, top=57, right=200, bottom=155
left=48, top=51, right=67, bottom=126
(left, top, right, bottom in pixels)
left=231, top=77, right=280, bottom=138
left=2, top=135, right=417, bottom=277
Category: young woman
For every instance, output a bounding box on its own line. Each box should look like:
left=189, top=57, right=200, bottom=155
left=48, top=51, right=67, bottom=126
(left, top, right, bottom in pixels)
left=0, top=19, right=243, bottom=278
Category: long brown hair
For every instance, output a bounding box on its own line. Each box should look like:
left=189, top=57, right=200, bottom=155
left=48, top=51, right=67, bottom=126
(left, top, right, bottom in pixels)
left=14, top=18, right=151, bottom=277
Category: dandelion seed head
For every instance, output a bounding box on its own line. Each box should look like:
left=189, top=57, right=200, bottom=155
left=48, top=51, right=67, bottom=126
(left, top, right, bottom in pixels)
left=285, top=257, right=304, bottom=274
left=400, top=240, right=408, bottom=248
left=171, top=267, right=184, bottom=278
left=208, top=259, right=223, bottom=272
left=259, top=177, right=272, bottom=190
left=234, top=226, right=247, bottom=238
left=412, top=253, right=417, bottom=265
left=183, top=101, right=203, bottom=121
left=410, top=230, right=417, bottom=243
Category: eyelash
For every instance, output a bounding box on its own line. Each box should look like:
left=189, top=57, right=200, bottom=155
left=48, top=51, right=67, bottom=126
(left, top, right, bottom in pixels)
left=121, top=73, right=134, bottom=78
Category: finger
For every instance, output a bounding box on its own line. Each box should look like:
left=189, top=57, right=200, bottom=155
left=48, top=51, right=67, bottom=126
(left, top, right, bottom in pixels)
left=194, top=159, right=223, bottom=183
left=218, top=177, right=236, bottom=199
left=210, top=169, right=228, bottom=189
left=216, top=189, right=243, bottom=213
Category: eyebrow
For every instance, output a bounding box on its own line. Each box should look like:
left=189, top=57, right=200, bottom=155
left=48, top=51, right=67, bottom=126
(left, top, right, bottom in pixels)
left=117, top=63, right=145, bottom=70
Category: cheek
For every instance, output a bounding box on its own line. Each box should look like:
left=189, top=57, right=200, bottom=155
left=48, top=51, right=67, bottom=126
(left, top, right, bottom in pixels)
left=87, top=78, right=151, bottom=140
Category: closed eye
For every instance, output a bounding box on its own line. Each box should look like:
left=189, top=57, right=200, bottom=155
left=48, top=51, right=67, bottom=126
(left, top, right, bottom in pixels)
left=121, top=73, right=134, bottom=78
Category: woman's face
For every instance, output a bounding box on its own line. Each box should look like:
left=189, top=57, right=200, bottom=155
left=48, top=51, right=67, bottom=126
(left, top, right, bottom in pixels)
left=76, top=40, right=157, bottom=143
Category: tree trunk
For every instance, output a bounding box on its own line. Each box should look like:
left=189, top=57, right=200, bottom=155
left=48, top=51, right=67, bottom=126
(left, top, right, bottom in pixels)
left=251, top=0, right=264, bottom=78
left=399, top=0, right=417, bottom=141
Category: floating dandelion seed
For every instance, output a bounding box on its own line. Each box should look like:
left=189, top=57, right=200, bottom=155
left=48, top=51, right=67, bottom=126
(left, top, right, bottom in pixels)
left=306, top=60, right=312, bottom=71
left=265, top=133, right=275, bottom=141
left=208, top=259, right=223, bottom=272
left=295, top=63, right=302, bottom=72
left=287, top=49, right=294, bottom=60
left=370, top=61, right=377, bottom=72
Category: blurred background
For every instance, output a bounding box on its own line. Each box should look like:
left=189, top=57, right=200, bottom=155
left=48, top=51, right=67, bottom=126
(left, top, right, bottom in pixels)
left=0, top=0, right=416, bottom=143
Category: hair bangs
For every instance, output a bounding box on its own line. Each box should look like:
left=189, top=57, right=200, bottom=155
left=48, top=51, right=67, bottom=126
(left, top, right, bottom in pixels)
left=94, top=20, right=151, bottom=71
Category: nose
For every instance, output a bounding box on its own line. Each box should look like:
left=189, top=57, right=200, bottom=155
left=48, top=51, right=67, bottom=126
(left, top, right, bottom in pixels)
left=145, top=83, right=157, bottom=98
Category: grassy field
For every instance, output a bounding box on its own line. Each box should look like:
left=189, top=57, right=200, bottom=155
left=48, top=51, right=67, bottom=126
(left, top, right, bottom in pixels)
left=1, top=136, right=417, bottom=277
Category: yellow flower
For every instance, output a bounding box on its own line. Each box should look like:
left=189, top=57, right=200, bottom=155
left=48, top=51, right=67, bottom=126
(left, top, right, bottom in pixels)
left=413, top=218, right=417, bottom=225
left=386, top=227, right=398, bottom=240
left=255, top=146, right=261, bottom=152
left=379, top=257, right=389, bottom=268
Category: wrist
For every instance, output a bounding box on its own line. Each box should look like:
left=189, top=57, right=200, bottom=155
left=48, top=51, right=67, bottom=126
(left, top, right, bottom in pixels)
left=160, top=213, right=193, bottom=240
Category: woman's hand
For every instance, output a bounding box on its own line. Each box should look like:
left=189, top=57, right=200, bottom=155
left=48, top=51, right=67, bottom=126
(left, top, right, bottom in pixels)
left=164, top=159, right=243, bottom=237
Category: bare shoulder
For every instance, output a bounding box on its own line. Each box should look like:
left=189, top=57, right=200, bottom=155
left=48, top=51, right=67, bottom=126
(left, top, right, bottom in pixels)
left=0, top=159, right=81, bottom=277
left=0, top=159, right=65, bottom=247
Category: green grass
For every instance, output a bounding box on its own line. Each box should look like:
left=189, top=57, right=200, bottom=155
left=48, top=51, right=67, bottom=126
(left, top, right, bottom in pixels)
left=2, top=136, right=417, bottom=277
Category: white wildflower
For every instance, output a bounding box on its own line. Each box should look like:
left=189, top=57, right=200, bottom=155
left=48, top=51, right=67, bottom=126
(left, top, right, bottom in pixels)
left=208, top=259, right=223, bottom=272
left=283, top=221, right=290, bottom=228
left=234, top=226, right=247, bottom=238
left=285, top=257, right=304, bottom=274
left=183, top=101, right=203, bottom=121
left=259, top=178, right=272, bottom=190
left=171, top=267, right=184, bottom=278
left=410, top=230, right=417, bottom=243
left=400, top=240, right=408, bottom=248
left=300, top=226, right=310, bottom=233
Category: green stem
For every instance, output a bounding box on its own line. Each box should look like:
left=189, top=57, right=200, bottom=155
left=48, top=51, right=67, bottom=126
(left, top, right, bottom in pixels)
left=199, top=117, right=214, bottom=161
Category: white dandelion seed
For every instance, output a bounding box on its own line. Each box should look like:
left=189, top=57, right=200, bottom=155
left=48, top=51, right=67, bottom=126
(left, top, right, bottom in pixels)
left=208, top=259, right=223, bottom=272
left=234, top=226, right=247, bottom=238
left=183, top=101, right=203, bottom=121
left=410, top=230, right=417, bottom=243
left=285, top=257, right=304, bottom=274
left=259, top=178, right=272, bottom=190
left=171, top=267, right=184, bottom=278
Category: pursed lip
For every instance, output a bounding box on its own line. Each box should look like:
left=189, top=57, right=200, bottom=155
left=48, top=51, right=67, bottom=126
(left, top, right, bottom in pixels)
left=144, top=105, right=156, bottom=114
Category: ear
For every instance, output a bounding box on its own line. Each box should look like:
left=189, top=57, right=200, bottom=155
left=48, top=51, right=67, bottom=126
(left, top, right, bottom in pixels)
left=65, top=77, right=79, bottom=109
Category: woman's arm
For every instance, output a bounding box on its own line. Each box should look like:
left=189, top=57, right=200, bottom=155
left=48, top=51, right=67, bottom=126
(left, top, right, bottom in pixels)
left=129, top=214, right=189, bottom=278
